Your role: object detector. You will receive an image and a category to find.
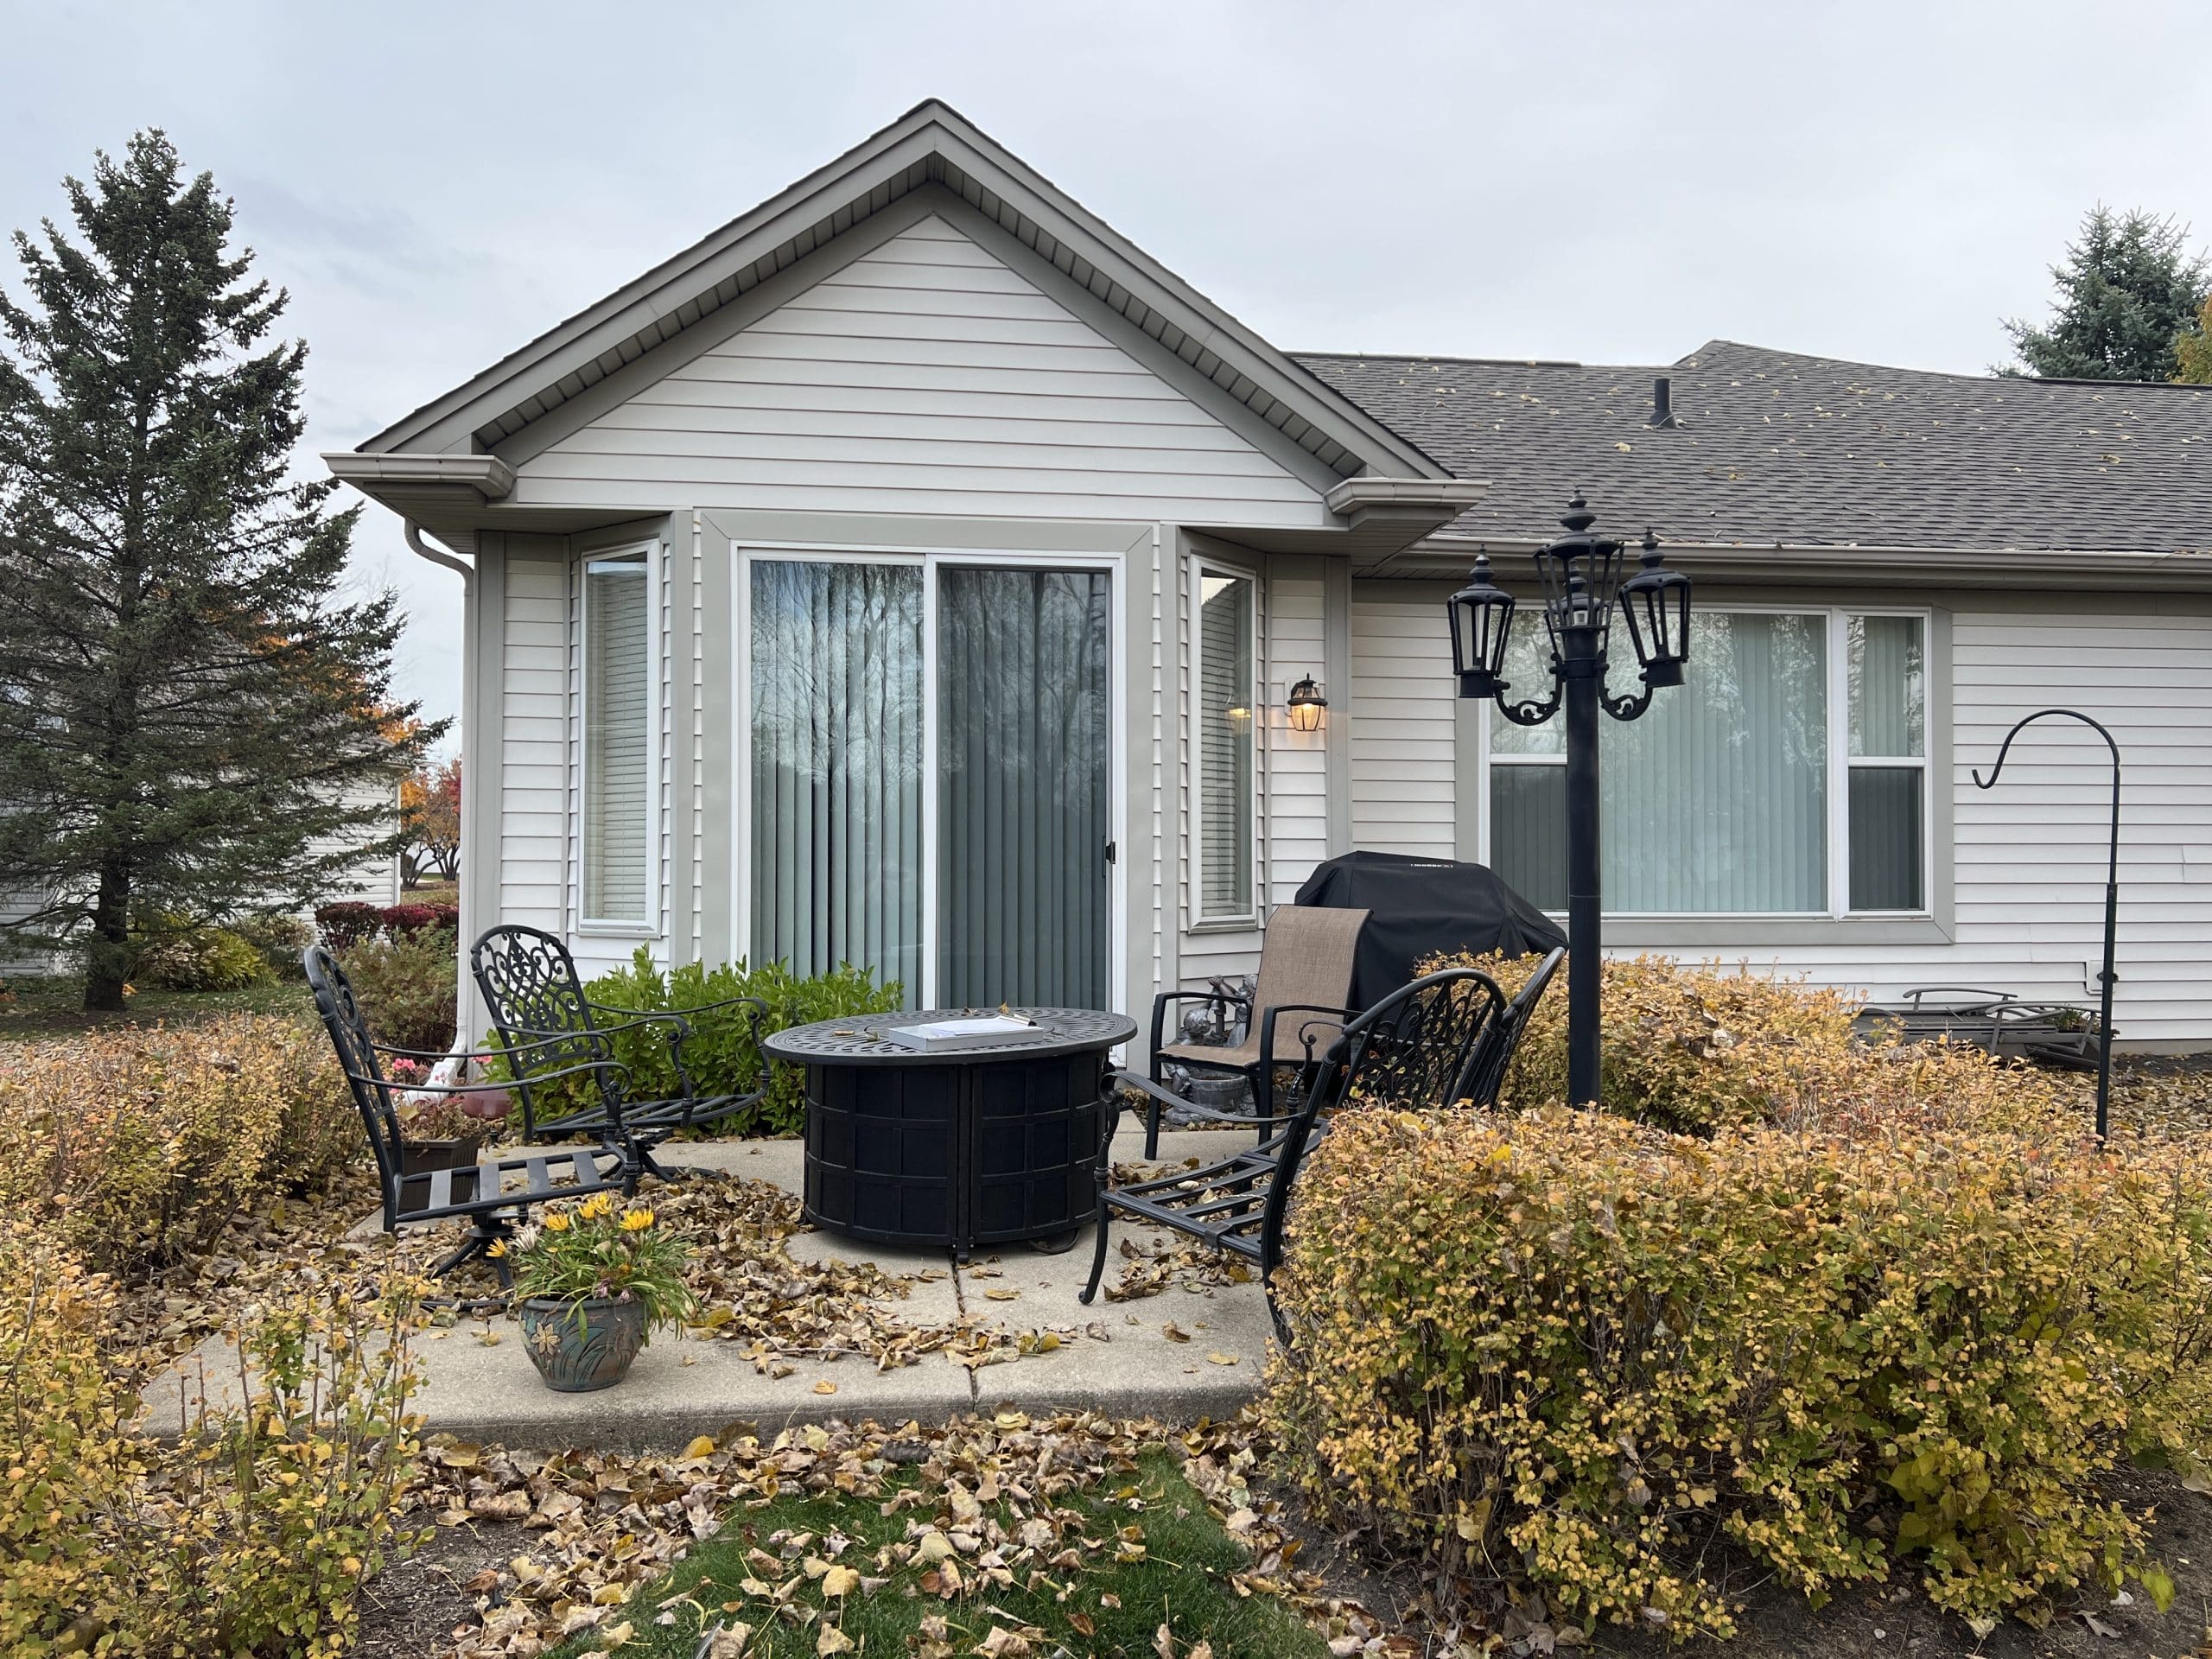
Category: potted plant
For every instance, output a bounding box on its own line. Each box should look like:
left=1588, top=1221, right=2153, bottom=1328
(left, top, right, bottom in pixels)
left=504, top=1193, right=696, bottom=1392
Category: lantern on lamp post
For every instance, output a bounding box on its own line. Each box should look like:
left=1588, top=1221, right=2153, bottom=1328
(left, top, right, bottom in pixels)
left=1447, top=495, right=1692, bottom=1104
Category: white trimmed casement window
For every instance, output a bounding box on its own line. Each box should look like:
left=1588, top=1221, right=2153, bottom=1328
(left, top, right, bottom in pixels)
left=1194, top=564, right=1256, bottom=922
left=581, top=551, right=652, bottom=925
left=1487, top=607, right=1929, bottom=917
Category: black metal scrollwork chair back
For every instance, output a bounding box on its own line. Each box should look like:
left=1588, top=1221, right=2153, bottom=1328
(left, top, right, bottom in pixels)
left=1082, top=964, right=1509, bottom=1343
left=471, top=924, right=772, bottom=1179
left=302, top=945, right=631, bottom=1284
left=1454, top=946, right=1565, bottom=1109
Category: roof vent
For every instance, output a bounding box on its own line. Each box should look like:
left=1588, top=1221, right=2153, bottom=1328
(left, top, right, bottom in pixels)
left=1649, top=376, right=1679, bottom=429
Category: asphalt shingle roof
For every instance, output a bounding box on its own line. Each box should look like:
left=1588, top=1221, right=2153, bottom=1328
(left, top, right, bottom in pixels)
left=1292, top=340, right=2212, bottom=554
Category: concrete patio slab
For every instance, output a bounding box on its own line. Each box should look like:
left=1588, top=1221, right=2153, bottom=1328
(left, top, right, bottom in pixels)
left=143, top=1123, right=1275, bottom=1450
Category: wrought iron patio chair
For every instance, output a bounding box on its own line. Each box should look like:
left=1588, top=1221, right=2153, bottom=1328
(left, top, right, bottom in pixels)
left=303, top=945, right=631, bottom=1285
left=1863, top=984, right=2107, bottom=1071
left=470, top=925, right=772, bottom=1179
left=1453, top=946, right=1565, bottom=1108
left=1139, top=905, right=1370, bottom=1155
left=1083, top=964, right=1508, bottom=1340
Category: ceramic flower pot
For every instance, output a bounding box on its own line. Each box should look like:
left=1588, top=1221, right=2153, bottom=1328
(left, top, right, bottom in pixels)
left=518, top=1294, right=648, bottom=1391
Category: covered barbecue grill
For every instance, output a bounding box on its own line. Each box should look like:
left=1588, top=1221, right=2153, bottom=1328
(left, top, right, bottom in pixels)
left=1294, top=850, right=1567, bottom=1010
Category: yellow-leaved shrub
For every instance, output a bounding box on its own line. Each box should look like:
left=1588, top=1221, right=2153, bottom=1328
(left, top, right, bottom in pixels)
left=0, top=1015, right=357, bottom=1276
left=1269, top=1089, right=2212, bottom=1637
left=0, top=1225, right=426, bottom=1658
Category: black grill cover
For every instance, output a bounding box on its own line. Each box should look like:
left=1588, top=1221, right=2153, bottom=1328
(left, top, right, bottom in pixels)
left=1293, top=850, right=1566, bottom=1009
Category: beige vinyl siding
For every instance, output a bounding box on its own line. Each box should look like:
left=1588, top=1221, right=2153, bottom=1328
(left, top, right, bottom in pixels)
left=519, top=217, right=1321, bottom=528
left=1350, top=581, right=1458, bottom=857
left=499, top=553, right=570, bottom=931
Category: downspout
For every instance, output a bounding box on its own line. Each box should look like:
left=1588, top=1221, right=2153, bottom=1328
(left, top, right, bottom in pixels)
left=404, top=521, right=477, bottom=1052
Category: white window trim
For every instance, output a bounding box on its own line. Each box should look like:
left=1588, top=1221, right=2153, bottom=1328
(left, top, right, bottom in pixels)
left=577, top=543, right=658, bottom=934
left=1480, top=604, right=1938, bottom=924
left=730, top=545, right=1128, bottom=1011
left=1190, top=557, right=1260, bottom=928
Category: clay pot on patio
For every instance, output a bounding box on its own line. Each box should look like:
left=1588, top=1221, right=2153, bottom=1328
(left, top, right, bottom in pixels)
left=517, top=1295, right=649, bottom=1391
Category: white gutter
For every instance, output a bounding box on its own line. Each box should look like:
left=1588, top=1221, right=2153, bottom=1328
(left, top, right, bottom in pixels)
left=402, top=521, right=479, bottom=1052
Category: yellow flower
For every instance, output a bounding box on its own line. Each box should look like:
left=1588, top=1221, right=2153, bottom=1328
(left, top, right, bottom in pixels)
left=580, top=1192, right=614, bottom=1220
left=620, top=1210, right=654, bottom=1232
left=486, top=1239, right=506, bottom=1257
left=543, top=1212, right=571, bottom=1232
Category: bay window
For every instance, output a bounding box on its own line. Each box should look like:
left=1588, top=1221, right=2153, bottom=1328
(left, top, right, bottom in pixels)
left=1487, top=607, right=1932, bottom=918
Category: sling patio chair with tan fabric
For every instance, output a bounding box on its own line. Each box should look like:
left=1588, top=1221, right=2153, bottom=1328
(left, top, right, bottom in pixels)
left=1139, top=904, right=1370, bottom=1155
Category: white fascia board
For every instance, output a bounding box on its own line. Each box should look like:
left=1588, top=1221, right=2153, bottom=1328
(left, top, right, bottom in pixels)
left=321, top=451, right=515, bottom=501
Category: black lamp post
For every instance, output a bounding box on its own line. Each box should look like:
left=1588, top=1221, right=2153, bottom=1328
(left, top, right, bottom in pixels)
left=1448, top=495, right=1692, bottom=1104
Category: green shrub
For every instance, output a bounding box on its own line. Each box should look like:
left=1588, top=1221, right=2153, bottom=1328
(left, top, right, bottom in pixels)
left=232, top=912, right=316, bottom=979
left=1269, top=1096, right=2212, bottom=1639
left=337, top=925, right=458, bottom=1054
left=0, top=1015, right=355, bottom=1277
left=131, top=922, right=274, bottom=992
left=484, top=948, right=902, bottom=1137
left=0, top=1228, right=425, bottom=1658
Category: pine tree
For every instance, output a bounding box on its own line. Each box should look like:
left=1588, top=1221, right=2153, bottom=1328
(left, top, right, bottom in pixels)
left=2002, top=207, right=2210, bottom=382
left=0, top=132, right=442, bottom=1009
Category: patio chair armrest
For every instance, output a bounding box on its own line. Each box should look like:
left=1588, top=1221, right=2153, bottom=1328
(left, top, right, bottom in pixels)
left=347, top=1056, right=632, bottom=1095
left=365, top=1039, right=479, bottom=1063
left=1255, top=1001, right=1357, bottom=1066
left=1147, top=987, right=1249, bottom=1060
left=1896, top=986, right=2018, bottom=1010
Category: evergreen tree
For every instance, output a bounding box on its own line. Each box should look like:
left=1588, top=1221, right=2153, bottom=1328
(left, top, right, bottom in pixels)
left=0, top=132, right=441, bottom=1009
left=2002, top=207, right=2209, bottom=381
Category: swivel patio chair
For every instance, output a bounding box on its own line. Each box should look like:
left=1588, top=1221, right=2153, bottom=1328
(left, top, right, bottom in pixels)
left=1138, top=904, right=1370, bottom=1155
left=471, top=924, right=771, bottom=1179
left=1085, top=963, right=1508, bottom=1340
left=303, top=945, right=631, bottom=1285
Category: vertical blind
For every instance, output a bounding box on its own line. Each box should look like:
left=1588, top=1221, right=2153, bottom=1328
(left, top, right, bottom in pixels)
left=1198, top=573, right=1255, bottom=918
left=938, top=568, right=1110, bottom=1009
left=1490, top=613, right=1829, bottom=912
left=582, top=557, right=651, bottom=923
left=749, top=561, right=924, bottom=996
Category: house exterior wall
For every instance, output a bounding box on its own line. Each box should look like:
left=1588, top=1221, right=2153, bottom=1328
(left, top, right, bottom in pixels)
left=516, top=209, right=1327, bottom=529
left=306, top=776, right=404, bottom=906
left=429, top=186, right=2212, bottom=1052
left=1339, top=581, right=2212, bottom=1050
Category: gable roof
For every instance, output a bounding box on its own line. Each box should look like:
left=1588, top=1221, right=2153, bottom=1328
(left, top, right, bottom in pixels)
left=360, top=101, right=1446, bottom=485
left=1296, top=340, right=2212, bottom=556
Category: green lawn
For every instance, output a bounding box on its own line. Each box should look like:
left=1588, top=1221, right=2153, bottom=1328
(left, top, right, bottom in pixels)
left=548, top=1451, right=1327, bottom=1659
left=0, top=974, right=315, bottom=1041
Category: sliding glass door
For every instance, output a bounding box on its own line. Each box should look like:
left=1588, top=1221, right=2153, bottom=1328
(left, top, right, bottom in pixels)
left=749, top=562, right=925, bottom=994
left=937, top=568, right=1111, bottom=1009
left=747, top=556, right=1112, bottom=1011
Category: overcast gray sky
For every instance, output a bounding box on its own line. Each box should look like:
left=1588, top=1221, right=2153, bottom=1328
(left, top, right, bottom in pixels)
left=6, top=0, right=2209, bottom=738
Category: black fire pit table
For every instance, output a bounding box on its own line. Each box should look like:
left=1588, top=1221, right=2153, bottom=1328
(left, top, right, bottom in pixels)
left=763, top=1007, right=1137, bottom=1259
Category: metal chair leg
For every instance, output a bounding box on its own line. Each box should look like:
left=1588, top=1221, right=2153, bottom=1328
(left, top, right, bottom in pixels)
left=1078, top=1193, right=1113, bottom=1305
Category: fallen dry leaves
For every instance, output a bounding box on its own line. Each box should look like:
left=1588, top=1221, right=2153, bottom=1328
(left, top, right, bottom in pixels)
left=404, top=1408, right=1398, bottom=1659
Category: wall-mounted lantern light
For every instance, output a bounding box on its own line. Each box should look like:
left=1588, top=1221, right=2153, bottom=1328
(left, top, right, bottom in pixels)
left=1286, top=673, right=1328, bottom=733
